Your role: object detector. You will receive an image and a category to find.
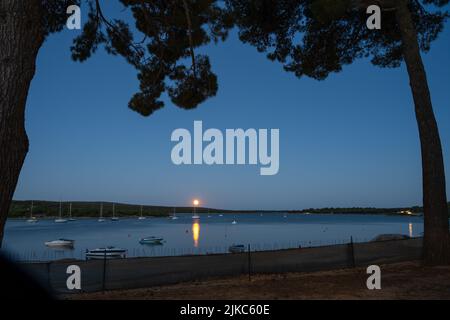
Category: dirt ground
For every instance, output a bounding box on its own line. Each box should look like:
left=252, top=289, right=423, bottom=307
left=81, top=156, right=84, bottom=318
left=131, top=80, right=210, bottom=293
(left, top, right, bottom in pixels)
left=66, top=261, right=450, bottom=300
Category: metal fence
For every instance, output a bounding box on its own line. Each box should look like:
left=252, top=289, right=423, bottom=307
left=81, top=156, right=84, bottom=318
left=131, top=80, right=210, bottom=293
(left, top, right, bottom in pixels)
left=5, top=237, right=376, bottom=262
left=20, top=237, right=423, bottom=294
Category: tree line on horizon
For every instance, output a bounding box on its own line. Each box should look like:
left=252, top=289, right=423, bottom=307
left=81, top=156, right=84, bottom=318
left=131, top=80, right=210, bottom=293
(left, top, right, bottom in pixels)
left=8, top=200, right=450, bottom=218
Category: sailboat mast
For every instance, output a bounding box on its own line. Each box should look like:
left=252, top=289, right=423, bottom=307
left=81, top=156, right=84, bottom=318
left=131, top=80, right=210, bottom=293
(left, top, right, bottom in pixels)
left=100, top=203, right=103, bottom=218
left=140, top=205, right=143, bottom=217
left=69, top=203, right=72, bottom=218
left=30, top=201, right=34, bottom=218
left=113, top=203, right=115, bottom=218
left=59, top=201, right=62, bottom=218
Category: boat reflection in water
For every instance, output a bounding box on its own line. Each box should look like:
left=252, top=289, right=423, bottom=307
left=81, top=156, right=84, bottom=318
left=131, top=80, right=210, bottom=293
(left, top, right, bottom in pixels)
left=192, top=220, right=200, bottom=247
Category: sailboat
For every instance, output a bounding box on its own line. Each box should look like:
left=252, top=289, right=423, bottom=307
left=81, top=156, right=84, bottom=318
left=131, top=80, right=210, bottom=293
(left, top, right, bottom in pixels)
left=68, top=203, right=76, bottom=221
left=170, top=207, right=179, bottom=220
left=111, top=203, right=119, bottom=221
left=98, top=203, right=105, bottom=222
left=138, top=205, right=146, bottom=220
left=26, top=201, right=38, bottom=223
left=55, top=201, right=67, bottom=223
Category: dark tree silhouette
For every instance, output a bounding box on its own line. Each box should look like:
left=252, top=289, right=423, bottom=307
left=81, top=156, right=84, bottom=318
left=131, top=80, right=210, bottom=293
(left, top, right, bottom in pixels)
left=228, top=0, right=450, bottom=265
left=0, top=0, right=232, bottom=246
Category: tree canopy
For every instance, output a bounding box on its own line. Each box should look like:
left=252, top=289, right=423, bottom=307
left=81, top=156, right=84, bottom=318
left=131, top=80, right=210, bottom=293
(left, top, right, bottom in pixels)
left=68, top=0, right=233, bottom=116
left=228, top=0, right=448, bottom=80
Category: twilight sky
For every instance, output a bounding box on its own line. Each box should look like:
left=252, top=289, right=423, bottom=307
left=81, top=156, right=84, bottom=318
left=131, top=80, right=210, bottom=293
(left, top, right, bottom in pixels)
left=13, top=3, right=450, bottom=210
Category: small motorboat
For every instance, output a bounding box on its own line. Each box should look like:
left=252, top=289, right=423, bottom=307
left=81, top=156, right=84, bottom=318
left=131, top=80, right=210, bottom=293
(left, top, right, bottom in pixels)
left=231, top=220, right=237, bottom=225
left=111, top=217, right=119, bottom=221
left=192, top=215, right=200, bottom=219
left=219, top=214, right=223, bottom=217
left=170, top=215, right=179, bottom=220
left=139, top=236, right=164, bottom=245
left=85, top=247, right=127, bottom=259
left=45, top=239, right=75, bottom=248
left=138, top=216, right=147, bottom=220
left=228, top=244, right=245, bottom=253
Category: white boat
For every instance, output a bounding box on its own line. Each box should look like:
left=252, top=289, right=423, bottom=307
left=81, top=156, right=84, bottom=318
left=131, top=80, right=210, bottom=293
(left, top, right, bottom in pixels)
left=85, top=247, right=127, bottom=259
left=27, top=201, right=38, bottom=223
left=138, top=205, right=146, bottom=220
left=192, top=215, right=200, bottom=219
left=98, top=203, right=105, bottom=222
left=55, top=201, right=67, bottom=223
left=229, top=244, right=245, bottom=253
left=45, top=238, right=75, bottom=247
left=111, top=204, right=119, bottom=221
left=219, top=214, right=223, bottom=217
left=231, top=220, right=237, bottom=225
left=139, top=236, right=164, bottom=245
left=170, top=207, right=179, bottom=220
left=68, top=203, right=76, bottom=221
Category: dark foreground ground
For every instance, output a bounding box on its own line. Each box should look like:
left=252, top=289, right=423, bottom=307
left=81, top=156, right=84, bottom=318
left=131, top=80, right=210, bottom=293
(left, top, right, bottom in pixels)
left=66, top=261, right=450, bottom=300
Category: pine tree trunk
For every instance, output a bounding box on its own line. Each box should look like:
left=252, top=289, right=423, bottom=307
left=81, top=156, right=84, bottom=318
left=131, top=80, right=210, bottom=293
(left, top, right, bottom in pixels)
left=395, top=0, right=450, bottom=265
left=0, top=0, right=44, bottom=246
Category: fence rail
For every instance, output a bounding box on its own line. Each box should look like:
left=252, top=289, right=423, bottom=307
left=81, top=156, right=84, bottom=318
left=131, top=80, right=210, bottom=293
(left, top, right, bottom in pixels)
left=20, top=237, right=423, bottom=294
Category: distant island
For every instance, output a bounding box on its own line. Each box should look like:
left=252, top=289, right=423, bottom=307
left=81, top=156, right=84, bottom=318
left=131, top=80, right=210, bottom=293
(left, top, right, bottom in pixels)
left=8, top=200, right=450, bottom=218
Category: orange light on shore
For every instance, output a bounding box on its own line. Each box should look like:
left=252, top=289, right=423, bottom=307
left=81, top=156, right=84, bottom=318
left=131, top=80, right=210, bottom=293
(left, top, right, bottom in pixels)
left=193, top=199, right=200, bottom=206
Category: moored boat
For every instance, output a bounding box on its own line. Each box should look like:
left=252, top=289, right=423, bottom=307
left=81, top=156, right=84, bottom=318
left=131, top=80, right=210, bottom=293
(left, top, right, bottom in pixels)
left=85, top=247, right=127, bottom=259
left=138, top=205, right=146, bottom=220
left=27, top=201, right=38, bottom=223
left=54, top=201, right=67, bottom=223
left=68, top=203, right=76, bottom=221
left=228, top=244, right=245, bottom=253
left=45, top=239, right=75, bottom=247
left=98, top=203, right=105, bottom=222
left=111, top=203, right=119, bottom=221
left=139, top=236, right=164, bottom=245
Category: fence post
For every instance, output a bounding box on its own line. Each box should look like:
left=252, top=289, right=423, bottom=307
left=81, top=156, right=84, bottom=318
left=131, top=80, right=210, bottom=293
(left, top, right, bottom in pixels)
left=247, top=244, right=252, bottom=281
left=348, top=236, right=356, bottom=268
left=102, top=251, right=107, bottom=291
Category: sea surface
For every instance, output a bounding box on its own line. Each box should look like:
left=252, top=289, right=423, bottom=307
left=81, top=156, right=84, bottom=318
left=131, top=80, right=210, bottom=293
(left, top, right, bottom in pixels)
left=2, top=213, right=423, bottom=261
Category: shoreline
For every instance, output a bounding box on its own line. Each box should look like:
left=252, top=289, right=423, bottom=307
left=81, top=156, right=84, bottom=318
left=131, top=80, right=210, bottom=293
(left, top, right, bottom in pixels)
left=8, top=211, right=424, bottom=219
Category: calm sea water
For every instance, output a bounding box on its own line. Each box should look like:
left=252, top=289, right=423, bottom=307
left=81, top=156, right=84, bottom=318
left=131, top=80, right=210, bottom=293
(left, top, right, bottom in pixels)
left=2, top=213, right=423, bottom=261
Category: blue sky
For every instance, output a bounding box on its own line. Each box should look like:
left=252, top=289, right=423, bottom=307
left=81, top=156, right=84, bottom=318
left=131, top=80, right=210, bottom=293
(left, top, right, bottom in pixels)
left=13, top=3, right=450, bottom=210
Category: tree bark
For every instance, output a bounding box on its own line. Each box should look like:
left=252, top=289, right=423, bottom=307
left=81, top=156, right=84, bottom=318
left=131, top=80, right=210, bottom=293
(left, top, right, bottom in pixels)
left=0, top=0, right=44, bottom=246
left=395, top=0, right=450, bottom=265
